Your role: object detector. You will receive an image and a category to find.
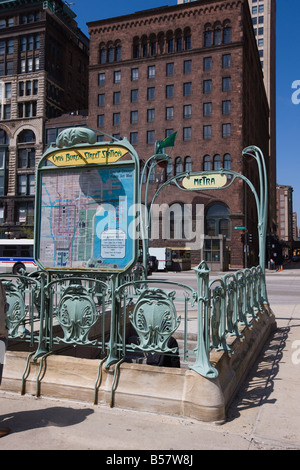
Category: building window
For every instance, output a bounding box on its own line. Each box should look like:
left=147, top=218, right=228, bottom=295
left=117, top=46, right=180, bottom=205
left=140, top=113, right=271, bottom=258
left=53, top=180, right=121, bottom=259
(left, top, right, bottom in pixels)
left=148, top=65, right=155, bottom=79
left=130, top=110, right=138, bottom=124
left=98, top=93, right=105, bottom=106
left=204, top=30, right=212, bottom=47
left=222, top=77, right=231, bottom=91
left=147, top=87, right=155, bottom=100
left=223, top=27, right=232, bottom=44
left=183, top=104, right=192, bottom=119
left=183, top=82, right=192, bottom=96
left=131, top=68, right=139, bottom=81
left=175, top=157, right=182, bottom=175
left=203, top=80, right=212, bottom=94
left=166, top=84, right=174, bottom=98
left=184, top=156, right=192, bottom=172
left=97, top=114, right=104, bottom=127
left=203, top=125, right=212, bottom=139
left=18, top=101, right=37, bottom=118
left=3, top=104, right=10, bottom=119
left=183, top=127, right=191, bottom=141
left=222, top=100, right=231, bottom=115
left=183, top=60, right=192, bottom=74
left=214, top=28, right=222, bottom=46
left=5, top=82, right=11, bottom=98
left=222, top=54, right=231, bottom=68
left=113, top=113, right=120, bottom=126
left=166, top=62, right=174, bottom=76
left=205, top=203, right=230, bottom=238
left=17, top=174, right=35, bottom=195
left=16, top=202, right=34, bottom=225
left=147, top=130, right=155, bottom=144
left=114, top=71, right=121, bottom=83
left=213, top=154, right=221, bottom=170
left=203, top=56, right=212, bottom=71
left=18, top=148, right=35, bottom=168
left=130, top=132, right=138, bottom=145
left=131, top=89, right=138, bottom=103
left=223, top=153, right=231, bottom=169
left=113, top=91, right=121, bottom=104
left=203, top=102, right=212, bottom=117
left=203, top=155, right=211, bottom=171
left=222, top=123, right=231, bottom=137
left=166, top=107, right=174, bottom=120
left=115, top=46, right=122, bottom=62
left=98, top=73, right=105, bottom=86
left=147, top=108, right=155, bottom=122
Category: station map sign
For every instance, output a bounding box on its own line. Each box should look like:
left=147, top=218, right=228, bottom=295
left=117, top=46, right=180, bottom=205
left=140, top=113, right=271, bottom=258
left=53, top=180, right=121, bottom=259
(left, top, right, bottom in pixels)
left=35, top=144, right=138, bottom=273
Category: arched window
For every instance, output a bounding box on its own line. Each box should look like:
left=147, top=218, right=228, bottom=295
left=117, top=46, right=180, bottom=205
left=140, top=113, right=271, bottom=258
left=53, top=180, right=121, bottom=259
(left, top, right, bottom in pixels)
left=224, top=153, right=231, bottom=169
left=17, top=129, right=36, bottom=168
left=149, top=34, right=157, bottom=56
left=204, top=28, right=212, bottom=47
left=175, top=157, right=182, bottom=175
left=166, top=30, right=174, bottom=53
left=223, top=26, right=232, bottom=44
left=157, top=32, right=165, bottom=54
left=205, top=203, right=230, bottom=238
left=133, top=36, right=140, bottom=59
left=141, top=35, right=148, bottom=58
left=184, top=156, right=192, bottom=172
left=17, top=129, right=35, bottom=143
left=107, top=43, right=114, bottom=63
left=115, top=40, right=122, bottom=61
left=184, top=27, right=191, bottom=50
left=214, top=28, right=222, bottom=46
left=213, top=154, right=221, bottom=170
left=99, top=42, right=106, bottom=64
left=203, top=155, right=211, bottom=171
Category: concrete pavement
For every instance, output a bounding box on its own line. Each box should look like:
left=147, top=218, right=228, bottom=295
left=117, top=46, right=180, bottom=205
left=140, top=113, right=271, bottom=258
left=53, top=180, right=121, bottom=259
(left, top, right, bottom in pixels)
left=0, top=268, right=300, bottom=451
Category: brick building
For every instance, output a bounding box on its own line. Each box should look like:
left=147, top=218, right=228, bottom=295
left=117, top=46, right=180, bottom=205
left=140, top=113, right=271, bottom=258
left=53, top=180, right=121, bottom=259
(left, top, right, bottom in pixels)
left=87, top=0, right=273, bottom=269
left=0, top=0, right=88, bottom=239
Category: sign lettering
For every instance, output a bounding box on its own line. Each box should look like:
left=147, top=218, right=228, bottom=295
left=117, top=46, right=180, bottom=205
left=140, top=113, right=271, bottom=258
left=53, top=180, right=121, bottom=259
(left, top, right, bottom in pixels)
left=182, top=173, right=227, bottom=190
left=47, top=146, right=129, bottom=167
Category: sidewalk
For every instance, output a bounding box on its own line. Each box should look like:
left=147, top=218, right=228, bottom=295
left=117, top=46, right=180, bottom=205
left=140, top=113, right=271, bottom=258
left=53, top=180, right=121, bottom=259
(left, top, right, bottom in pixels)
left=1, top=272, right=300, bottom=450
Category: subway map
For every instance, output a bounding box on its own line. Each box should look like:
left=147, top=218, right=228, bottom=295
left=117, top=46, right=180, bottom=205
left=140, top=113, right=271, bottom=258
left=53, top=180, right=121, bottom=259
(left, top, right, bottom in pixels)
left=37, top=166, right=135, bottom=271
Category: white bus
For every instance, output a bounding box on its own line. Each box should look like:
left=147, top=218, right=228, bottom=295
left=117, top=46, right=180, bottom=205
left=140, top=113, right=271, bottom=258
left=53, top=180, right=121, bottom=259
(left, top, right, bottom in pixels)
left=0, top=239, right=37, bottom=274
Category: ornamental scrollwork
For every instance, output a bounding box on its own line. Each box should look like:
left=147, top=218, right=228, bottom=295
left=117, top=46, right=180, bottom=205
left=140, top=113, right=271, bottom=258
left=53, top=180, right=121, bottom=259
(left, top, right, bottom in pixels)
left=129, top=288, right=181, bottom=354
left=3, top=280, right=28, bottom=338
left=54, top=284, right=99, bottom=345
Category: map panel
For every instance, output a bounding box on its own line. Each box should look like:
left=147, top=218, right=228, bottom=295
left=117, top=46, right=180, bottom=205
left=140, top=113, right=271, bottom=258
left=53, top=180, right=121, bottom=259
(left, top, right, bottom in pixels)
left=37, top=166, right=135, bottom=271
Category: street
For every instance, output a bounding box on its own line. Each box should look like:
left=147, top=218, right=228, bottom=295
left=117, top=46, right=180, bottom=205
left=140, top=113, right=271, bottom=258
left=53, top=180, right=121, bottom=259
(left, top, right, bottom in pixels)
left=0, top=264, right=300, bottom=450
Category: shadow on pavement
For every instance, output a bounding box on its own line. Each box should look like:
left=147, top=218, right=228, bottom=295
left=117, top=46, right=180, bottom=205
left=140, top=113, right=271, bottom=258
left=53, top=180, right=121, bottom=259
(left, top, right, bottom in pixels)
left=226, top=326, right=289, bottom=421
left=0, top=406, right=94, bottom=434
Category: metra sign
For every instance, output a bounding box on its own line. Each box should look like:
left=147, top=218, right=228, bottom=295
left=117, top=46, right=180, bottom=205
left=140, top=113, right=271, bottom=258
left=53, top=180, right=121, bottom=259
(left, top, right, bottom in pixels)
left=182, top=173, right=227, bottom=189
left=47, top=146, right=128, bottom=166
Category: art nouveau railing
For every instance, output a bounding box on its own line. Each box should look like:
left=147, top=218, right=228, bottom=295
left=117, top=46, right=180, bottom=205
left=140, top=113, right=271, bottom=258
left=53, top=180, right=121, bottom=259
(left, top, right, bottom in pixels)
left=1, top=261, right=269, bottom=387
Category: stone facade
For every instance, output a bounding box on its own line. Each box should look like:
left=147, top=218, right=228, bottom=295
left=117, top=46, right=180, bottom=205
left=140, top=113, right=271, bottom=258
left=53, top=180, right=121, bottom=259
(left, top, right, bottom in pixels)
left=0, top=0, right=89, bottom=239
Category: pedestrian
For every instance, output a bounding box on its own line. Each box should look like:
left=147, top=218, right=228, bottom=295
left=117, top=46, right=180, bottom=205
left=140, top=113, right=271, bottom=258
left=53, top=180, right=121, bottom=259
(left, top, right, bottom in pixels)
left=0, top=280, right=10, bottom=438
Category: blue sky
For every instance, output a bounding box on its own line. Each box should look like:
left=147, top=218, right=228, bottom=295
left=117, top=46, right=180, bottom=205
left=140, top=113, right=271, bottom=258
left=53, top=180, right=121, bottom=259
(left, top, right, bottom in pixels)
left=71, top=0, right=300, bottom=220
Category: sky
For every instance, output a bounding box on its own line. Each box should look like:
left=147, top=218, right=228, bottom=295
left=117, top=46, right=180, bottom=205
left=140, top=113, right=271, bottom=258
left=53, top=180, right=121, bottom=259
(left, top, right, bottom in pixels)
left=70, top=0, right=300, bottom=221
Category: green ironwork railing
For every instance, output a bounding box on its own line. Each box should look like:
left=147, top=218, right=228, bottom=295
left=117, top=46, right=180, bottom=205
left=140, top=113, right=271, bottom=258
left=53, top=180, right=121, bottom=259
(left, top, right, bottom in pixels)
left=2, top=260, right=269, bottom=384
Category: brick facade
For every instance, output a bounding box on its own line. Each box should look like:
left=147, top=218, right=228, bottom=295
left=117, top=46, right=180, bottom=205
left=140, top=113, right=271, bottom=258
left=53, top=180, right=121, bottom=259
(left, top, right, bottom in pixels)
left=87, top=0, right=272, bottom=269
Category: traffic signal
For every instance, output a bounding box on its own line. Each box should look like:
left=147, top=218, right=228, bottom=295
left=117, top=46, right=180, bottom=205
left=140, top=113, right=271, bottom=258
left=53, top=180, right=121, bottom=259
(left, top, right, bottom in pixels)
left=248, top=233, right=253, bottom=243
left=240, top=233, right=245, bottom=243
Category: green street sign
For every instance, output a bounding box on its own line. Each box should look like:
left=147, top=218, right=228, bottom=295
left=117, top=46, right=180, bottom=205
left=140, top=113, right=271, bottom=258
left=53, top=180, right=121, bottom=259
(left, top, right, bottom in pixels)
left=235, top=226, right=246, bottom=230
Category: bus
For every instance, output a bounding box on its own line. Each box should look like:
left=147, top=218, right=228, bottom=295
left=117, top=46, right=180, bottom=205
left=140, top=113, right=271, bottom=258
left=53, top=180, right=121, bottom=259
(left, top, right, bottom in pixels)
left=0, top=239, right=37, bottom=274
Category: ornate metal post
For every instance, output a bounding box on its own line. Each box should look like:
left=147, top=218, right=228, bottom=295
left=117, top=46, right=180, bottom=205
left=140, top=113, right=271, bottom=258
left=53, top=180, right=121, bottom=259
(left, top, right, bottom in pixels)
left=191, top=261, right=218, bottom=378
